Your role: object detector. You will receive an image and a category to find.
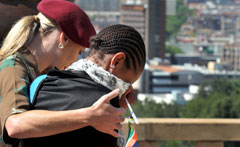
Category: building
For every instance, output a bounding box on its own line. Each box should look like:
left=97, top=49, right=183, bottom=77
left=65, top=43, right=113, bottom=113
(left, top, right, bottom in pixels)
left=120, top=4, right=146, bottom=39
left=222, top=44, right=240, bottom=71
left=120, top=0, right=166, bottom=59
left=218, top=0, right=238, bottom=4
left=166, top=0, right=176, bottom=15
left=186, top=0, right=207, bottom=4
left=75, top=0, right=120, bottom=11
left=75, top=0, right=120, bottom=29
left=140, top=64, right=240, bottom=94
left=138, top=63, right=240, bottom=104
left=146, top=0, right=166, bottom=59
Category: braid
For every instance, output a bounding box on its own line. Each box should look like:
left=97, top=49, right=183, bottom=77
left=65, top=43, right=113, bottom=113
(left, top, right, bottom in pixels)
left=88, top=24, right=146, bottom=71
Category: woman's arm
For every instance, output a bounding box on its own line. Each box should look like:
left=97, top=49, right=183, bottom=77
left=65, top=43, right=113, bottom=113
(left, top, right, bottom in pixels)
left=5, top=89, right=125, bottom=138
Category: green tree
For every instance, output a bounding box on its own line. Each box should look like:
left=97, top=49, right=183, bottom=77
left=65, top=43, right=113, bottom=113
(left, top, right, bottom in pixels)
left=126, top=78, right=240, bottom=146
left=180, top=78, right=240, bottom=118
left=166, top=45, right=183, bottom=54
left=179, top=78, right=240, bottom=147
left=166, top=0, right=194, bottom=40
left=126, top=98, right=181, bottom=118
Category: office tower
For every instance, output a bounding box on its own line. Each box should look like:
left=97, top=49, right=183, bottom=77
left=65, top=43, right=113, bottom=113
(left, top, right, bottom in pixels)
left=121, top=0, right=166, bottom=59
left=76, top=0, right=120, bottom=11
left=75, top=0, right=120, bottom=29
left=166, top=0, right=176, bottom=15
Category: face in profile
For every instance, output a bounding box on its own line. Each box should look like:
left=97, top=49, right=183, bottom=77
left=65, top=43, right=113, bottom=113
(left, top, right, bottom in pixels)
left=117, top=68, right=142, bottom=108
left=109, top=53, right=144, bottom=108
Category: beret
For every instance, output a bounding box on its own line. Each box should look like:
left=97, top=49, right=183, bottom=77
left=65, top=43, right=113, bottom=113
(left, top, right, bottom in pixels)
left=37, top=0, right=96, bottom=47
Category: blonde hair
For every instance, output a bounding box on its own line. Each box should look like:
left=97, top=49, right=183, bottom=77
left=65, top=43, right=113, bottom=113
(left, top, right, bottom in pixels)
left=0, top=13, right=58, bottom=60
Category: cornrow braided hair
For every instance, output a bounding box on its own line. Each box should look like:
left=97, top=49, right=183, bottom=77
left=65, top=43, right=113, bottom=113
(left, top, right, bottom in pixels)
left=88, top=24, right=146, bottom=72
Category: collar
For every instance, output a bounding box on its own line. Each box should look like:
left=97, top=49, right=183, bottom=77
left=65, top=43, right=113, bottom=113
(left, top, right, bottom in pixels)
left=66, top=59, right=131, bottom=98
left=16, top=49, right=40, bottom=79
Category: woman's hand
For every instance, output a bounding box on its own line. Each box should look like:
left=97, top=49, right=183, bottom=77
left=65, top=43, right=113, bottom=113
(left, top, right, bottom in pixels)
left=119, top=86, right=135, bottom=108
left=89, top=89, right=126, bottom=137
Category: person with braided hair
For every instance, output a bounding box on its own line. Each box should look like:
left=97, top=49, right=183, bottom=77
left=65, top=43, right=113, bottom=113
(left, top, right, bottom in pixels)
left=0, top=1, right=126, bottom=146
left=23, top=24, right=146, bottom=147
left=86, top=24, right=146, bottom=107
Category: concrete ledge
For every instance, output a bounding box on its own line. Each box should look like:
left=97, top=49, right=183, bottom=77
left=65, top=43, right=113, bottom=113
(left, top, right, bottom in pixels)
left=122, top=118, right=240, bottom=141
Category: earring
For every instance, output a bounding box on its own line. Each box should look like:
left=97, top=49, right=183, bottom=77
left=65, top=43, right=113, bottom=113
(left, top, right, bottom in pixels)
left=58, top=43, right=64, bottom=49
left=111, top=65, right=115, bottom=69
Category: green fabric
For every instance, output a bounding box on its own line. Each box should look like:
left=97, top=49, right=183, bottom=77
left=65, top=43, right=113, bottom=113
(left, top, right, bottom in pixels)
left=13, top=85, right=28, bottom=98
left=0, top=55, right=17, bottom=71
left=128, top=123, right=134, bottom=138
left=13, top=85, right=27, bottom=93
left=0, top=136, right=3, bottom=142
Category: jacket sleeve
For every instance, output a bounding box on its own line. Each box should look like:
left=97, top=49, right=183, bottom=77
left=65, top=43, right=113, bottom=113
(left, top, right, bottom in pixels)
left=0, top=62, right=30, bottom=144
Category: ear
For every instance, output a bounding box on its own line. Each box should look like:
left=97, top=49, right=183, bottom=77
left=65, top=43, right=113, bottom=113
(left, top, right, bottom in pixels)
left=109, top=52, right=126, bottom=73
left=59, top=32, right=67, bottom=45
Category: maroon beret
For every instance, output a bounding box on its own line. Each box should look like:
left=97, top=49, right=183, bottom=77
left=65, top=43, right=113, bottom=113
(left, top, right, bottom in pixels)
left=37, top=0, right=96, bottom=47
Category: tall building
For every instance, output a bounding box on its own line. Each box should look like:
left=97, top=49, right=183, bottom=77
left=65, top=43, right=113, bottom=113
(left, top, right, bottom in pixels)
left=75, top=0, right=120, bottom=11
left=120, top=4, right=146, bottom=39
left=120, top=0, right=166, bottom=59
left=166, top=0, right=176, bottom=15
left=75, top=0, right=120, bottom=30
left=147, top=0, right=166, bottom=59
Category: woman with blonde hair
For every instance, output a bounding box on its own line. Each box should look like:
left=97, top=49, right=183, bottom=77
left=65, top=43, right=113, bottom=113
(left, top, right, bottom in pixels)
left=0, top=0, right=127, bottom=146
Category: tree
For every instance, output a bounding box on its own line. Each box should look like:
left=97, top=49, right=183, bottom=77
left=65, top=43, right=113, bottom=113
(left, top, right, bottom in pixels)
left=166, top=45, right=183, bottom=54
left=126, top=98, right=181, bottom=118
left=166, top=0, right=194, bottom=40
left=179, top=78, right=240, bottom=147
